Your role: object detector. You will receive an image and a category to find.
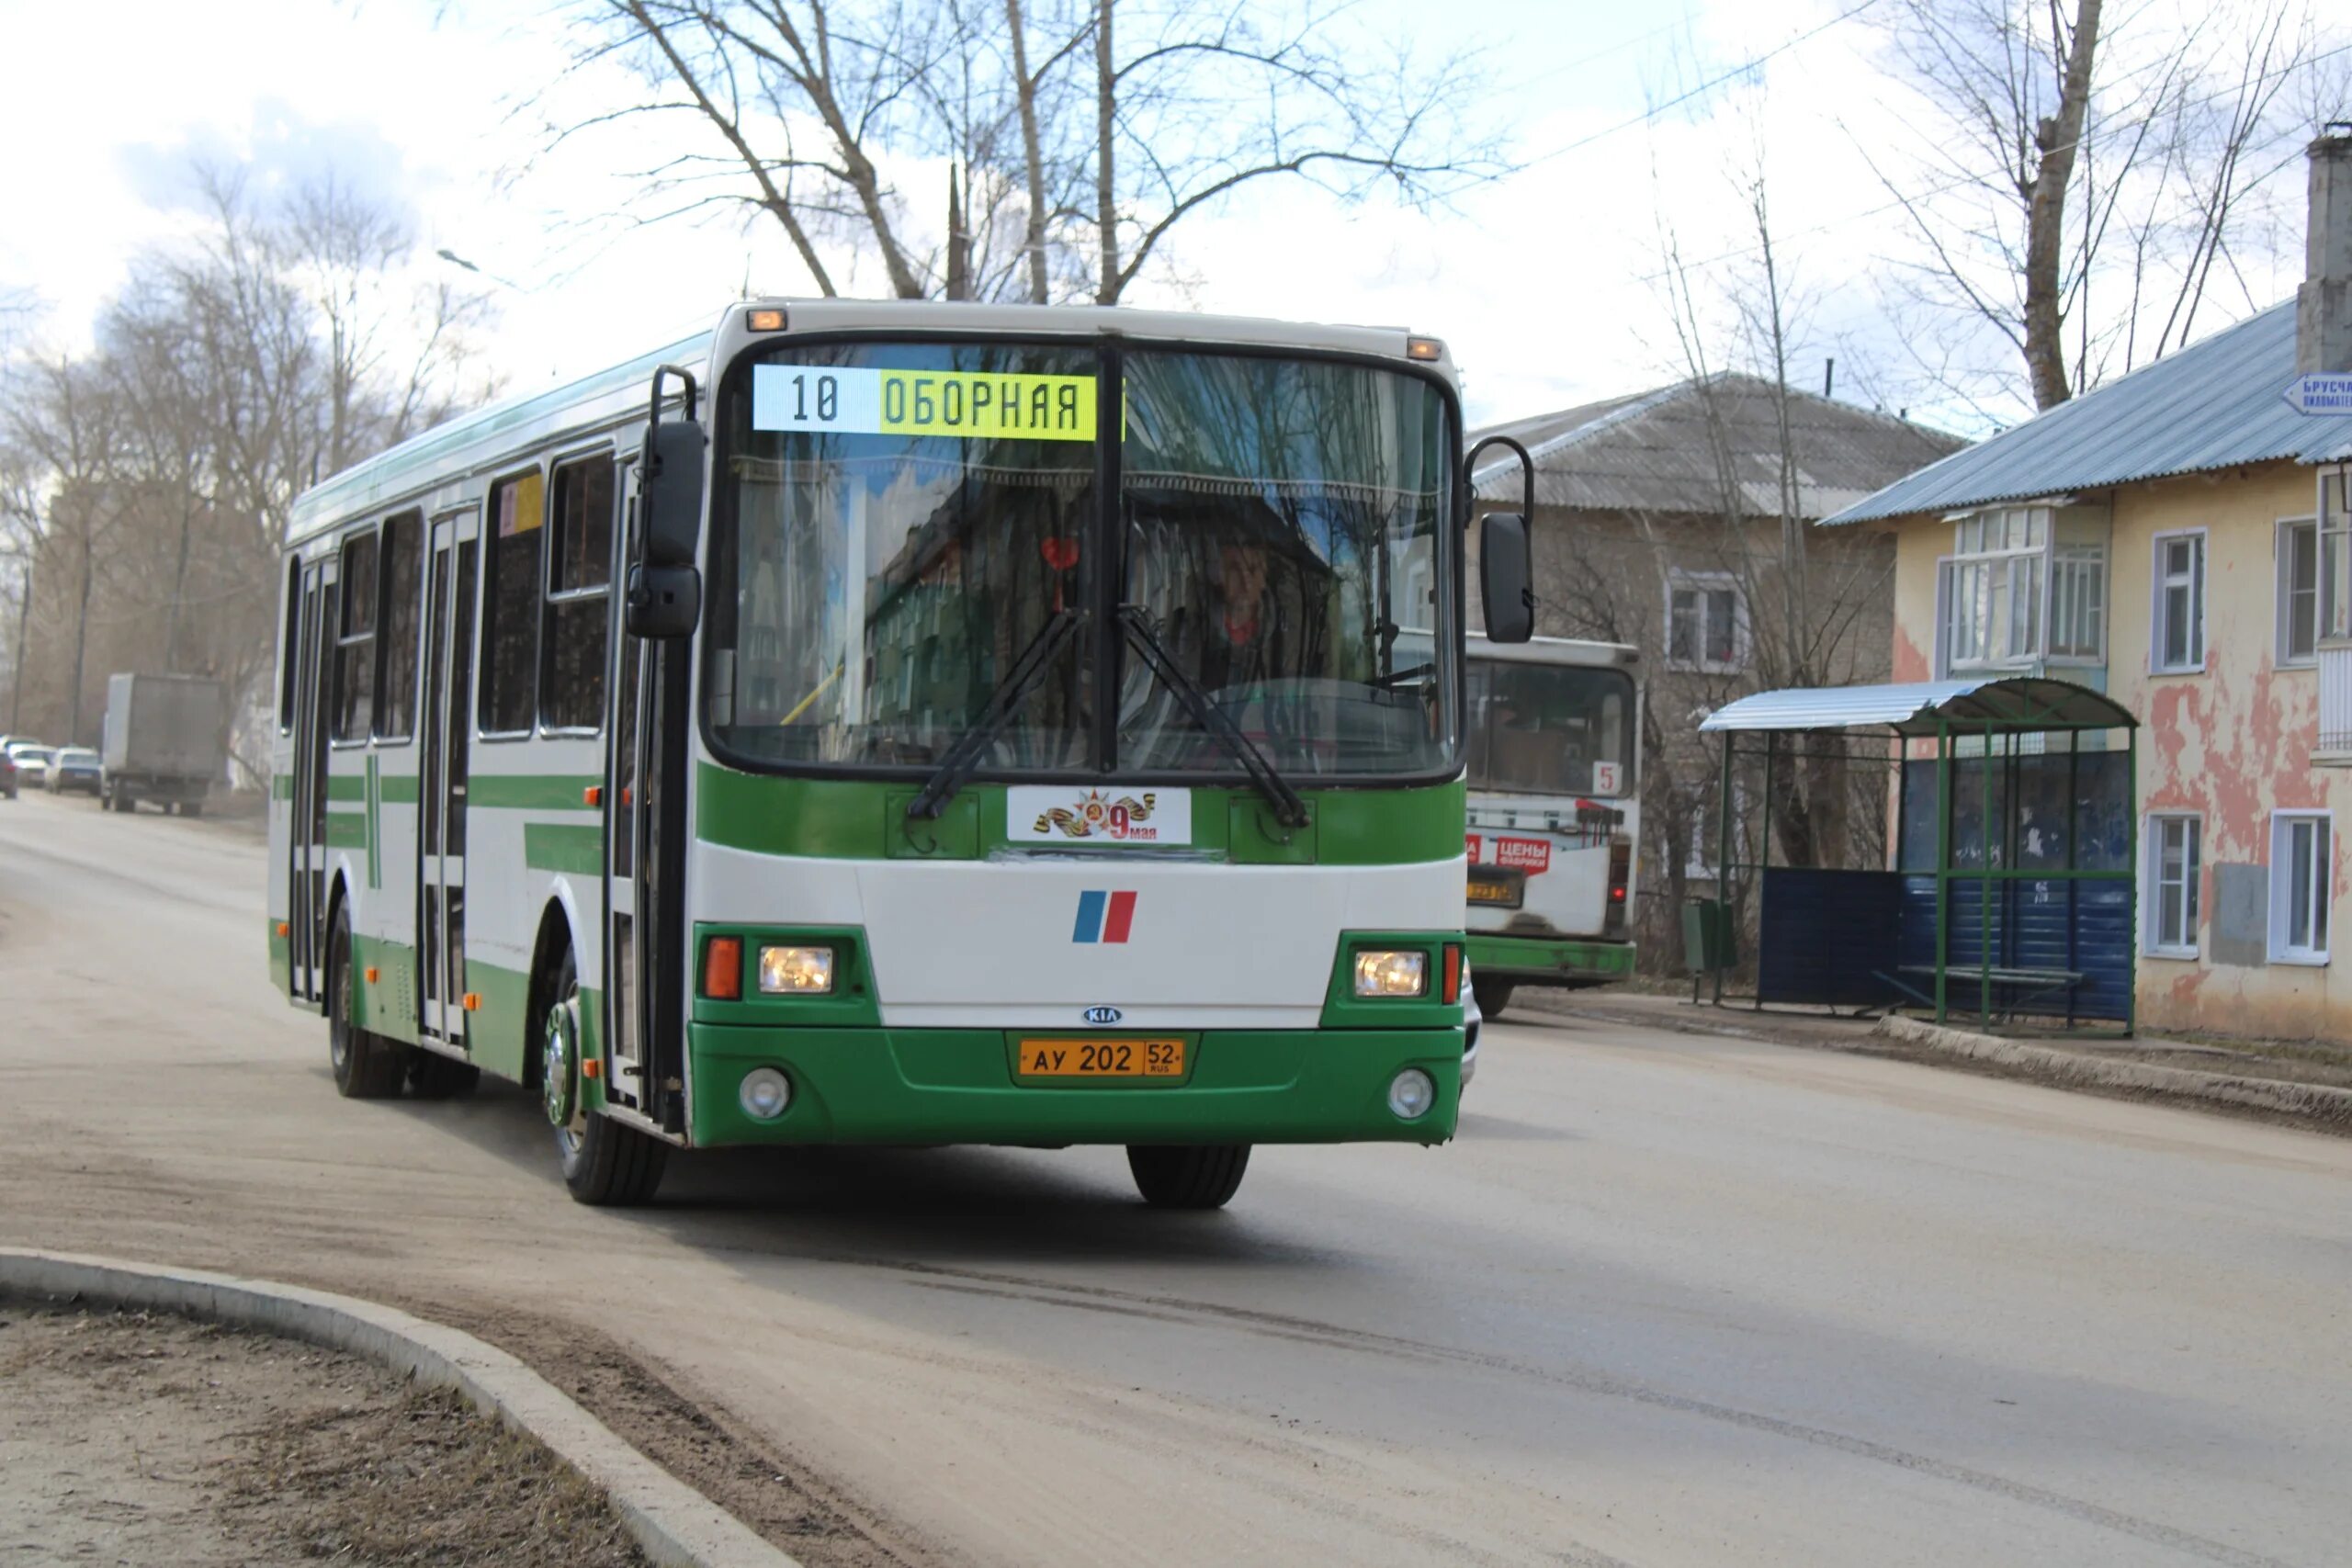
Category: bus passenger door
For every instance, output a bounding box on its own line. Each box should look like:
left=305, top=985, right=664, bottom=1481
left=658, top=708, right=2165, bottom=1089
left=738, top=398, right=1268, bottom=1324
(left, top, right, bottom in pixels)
left=601, top=463, right=650, bottom=1116
left=417, top=510, right=480, bottom=1047
left=288, top=555, right=336, bottom=1004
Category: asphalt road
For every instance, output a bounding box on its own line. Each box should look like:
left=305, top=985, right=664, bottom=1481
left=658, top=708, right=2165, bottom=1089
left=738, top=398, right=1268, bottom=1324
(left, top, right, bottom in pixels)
left=3, top=789, right=2347, bottom=1568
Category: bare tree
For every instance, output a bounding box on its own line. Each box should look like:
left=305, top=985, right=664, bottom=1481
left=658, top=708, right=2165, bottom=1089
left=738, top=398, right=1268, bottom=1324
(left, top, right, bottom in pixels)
left=1858, top=0, right=2350, bottom=415
left=564, top=0, right=1498, bottom=304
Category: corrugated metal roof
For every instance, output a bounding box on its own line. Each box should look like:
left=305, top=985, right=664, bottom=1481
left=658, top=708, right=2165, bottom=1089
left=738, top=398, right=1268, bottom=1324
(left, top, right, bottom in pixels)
left=1699, top=677, right=2135, bottom=735
left=1824, top=301, right=2352, bottom=525
left=1471, top=373, right=1964, bottom=520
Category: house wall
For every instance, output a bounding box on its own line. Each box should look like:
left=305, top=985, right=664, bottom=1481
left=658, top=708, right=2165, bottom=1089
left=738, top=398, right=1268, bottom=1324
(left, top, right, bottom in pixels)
left=1887, top=459, right=2350, bottom=1039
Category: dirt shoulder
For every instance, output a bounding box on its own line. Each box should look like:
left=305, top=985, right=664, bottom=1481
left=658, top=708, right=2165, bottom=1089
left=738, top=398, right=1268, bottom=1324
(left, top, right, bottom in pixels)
left=1517, top=987, right=2352, bottom=1135
left=0, top=1307, right=648, bottom=1568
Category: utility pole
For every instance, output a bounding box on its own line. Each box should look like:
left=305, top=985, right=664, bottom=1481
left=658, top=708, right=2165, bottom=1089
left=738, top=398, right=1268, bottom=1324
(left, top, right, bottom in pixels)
left=6, top=558, right=29, bottom=731
left=67, top=512, right=93, bottom=745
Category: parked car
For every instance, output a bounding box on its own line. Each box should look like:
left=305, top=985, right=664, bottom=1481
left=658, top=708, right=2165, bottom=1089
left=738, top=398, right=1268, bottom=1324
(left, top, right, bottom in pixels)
left=0, top=749, right=15, bottom=799
left=46, top=746, right=102, bottom=796
left=5, top=742, right=54, bottom=790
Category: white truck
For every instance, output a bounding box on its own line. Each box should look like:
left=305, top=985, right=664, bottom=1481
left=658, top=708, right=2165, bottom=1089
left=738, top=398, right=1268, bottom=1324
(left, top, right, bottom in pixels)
left=101, top=672, right=225, bottom=816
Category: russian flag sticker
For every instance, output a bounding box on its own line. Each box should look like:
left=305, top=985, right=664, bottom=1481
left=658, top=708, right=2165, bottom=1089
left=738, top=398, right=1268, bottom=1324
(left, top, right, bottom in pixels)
left=1072, top=890, right=1137, bottom=943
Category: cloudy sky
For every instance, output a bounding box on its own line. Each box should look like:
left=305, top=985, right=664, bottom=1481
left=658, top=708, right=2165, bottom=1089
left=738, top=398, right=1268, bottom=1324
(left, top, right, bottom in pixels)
left=0, top=0, right=2323, bottom=432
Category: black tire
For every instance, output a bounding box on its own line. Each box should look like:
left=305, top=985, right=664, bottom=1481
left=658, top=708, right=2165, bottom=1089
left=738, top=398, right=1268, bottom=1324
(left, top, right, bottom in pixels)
left=1126, top=1145, right=1251, bottom=1210
left=109, top=785, right=131, bottom=813
left=542, top=949, right=667, bottom=1205
left=179, top=799, right=203, bottom=818
left=327, top=909, right=406, bottom=1099
left=410, top=1049, right=481, bottom=1100
left=1471, top=975, right=1516, bottom=1019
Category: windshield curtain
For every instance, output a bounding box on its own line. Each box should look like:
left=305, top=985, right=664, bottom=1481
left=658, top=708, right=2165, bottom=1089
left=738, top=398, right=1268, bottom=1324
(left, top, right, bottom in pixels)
left=708, top=339, right=1458, bottom=783
left=1465, top=661, right=1635, bottom=797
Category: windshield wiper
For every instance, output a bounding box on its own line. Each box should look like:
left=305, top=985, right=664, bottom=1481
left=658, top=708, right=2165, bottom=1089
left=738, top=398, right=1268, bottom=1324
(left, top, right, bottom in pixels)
left=1117, top=605, right=1308, bottom=829
left=906, top=607, right=1087, bottom=819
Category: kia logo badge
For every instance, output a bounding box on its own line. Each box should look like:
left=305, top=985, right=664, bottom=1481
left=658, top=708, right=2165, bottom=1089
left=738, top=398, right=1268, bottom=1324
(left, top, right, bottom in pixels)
left=1082, top=1005, right=1123, bottom=1025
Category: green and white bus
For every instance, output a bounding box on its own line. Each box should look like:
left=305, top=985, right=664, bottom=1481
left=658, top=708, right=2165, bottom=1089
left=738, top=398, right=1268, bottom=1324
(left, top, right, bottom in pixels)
left=267, top=299, right=1532, bottom=1209
left=1461, top=633, right=1640, bottom=1017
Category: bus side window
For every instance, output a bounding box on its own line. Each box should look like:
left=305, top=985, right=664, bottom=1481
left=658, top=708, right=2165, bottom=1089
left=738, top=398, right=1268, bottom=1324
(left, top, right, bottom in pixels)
left=375, top=510, right=423, bottom=742
left=334, top=527, right=379, bottom=742
left=542, top=453, right=614, bottom=733
left=278, top=555, right=301, bottom=734
left=482, top=468, right=545, bottom=736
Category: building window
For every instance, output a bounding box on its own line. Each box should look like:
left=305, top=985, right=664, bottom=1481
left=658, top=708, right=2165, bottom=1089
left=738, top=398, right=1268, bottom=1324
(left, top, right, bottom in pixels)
left=2049, top=543, right=2105, bottom=660
left=2269, top=812, right=2331, bottom=964
left=2151, top=530, right=2205, bottom=674
left=2145, top=813, right=2201, bottom=958
left=2321, top=470, right=2352, bottom=646
left=1945, top=508, right=2050, bottom=669
left=1667, top=573, right=1744, bottom=672
left=2279, top=517, right=2319, bottom=667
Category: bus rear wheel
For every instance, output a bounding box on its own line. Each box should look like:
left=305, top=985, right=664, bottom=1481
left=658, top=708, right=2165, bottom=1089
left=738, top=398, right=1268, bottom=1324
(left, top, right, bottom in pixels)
left=1126, top=1145, right=1250, bottom=1210
left=543, top=950, right=666, bottom=1206
left=327, top=909, right=406, bottom=1100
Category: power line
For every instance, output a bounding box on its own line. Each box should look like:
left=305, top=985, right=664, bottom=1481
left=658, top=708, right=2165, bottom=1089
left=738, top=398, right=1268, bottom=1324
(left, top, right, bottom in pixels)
left=1519, top=0, right=1885, bottom=172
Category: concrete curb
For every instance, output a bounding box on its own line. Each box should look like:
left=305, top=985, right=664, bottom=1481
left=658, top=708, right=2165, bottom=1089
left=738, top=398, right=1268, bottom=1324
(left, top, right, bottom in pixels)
left=0, top=1249, right=797, bottom=1568
left=1871, top=1015, right=2352, bottom=1129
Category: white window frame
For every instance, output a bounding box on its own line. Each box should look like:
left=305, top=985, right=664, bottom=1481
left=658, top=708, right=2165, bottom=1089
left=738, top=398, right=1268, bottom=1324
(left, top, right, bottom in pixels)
left=2267, top=811, right=2332, bottom=965
left=1665, top=570, right=1747, bottom=674
left=2143, top=812, right=2203, bottom=959
left=2048, top=541, right=2106, bottom=663
left=2278, top=515, right=2320, bottom=669
left=2318, top=468, right=2352, bottom=649
left=1937, top=506, right=2109, bottom=672
left=2150, top=528, right=2207, bottom=675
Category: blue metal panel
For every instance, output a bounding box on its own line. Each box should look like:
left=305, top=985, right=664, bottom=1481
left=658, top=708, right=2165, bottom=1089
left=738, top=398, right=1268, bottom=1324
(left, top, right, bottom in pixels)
left=1894, top=875, right=2131, bottom=1022
left=1757, top=868, right=1904, bottom=1007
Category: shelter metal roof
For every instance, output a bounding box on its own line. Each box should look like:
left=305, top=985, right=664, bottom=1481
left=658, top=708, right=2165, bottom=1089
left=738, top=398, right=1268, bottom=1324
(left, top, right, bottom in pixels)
left=1698, top=677, right=2136, bottom=736
left=1823, top=301, right=2352, bottom=525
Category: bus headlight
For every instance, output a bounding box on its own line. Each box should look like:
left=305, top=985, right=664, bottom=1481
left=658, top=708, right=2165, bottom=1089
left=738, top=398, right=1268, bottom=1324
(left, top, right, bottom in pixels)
left=758, top=944, right=835, bottom=994
left=740, top=1067, right=792, bottom=1121
left=1352, top=950, right=1428, bottom=998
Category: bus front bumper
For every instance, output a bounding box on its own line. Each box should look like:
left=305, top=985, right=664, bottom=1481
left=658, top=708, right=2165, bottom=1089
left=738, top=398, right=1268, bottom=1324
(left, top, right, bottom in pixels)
left=685, top=1024, right=1462, bottom=1149
left=1463, top=932, right=1635, bottom=987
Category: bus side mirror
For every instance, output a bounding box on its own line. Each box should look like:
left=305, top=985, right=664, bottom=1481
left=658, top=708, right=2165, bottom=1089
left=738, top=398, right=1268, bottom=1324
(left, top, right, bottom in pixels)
left=627, top=562, right=700, bottom=639
left=642, top=417, right=707, bottom=570
left=1480, top=513, right=1534, bottom=643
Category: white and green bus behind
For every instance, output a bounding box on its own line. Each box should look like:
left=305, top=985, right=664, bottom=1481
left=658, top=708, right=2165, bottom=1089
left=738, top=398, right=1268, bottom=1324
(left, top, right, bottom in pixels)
left=266, top=299, right=1534, bottom=1209
left=1459, top=633, right=1640, bottom=1018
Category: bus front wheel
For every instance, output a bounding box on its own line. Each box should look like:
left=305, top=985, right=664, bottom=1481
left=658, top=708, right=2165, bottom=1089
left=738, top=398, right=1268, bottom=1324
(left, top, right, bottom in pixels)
left=543, top=950, right=666, bottom=1206
left=1126, top=1145, right=1250, bottom=1210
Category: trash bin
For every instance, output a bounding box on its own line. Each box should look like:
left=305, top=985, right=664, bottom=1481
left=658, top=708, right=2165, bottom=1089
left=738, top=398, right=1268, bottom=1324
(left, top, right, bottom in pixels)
left=1681, top=897, right=1735, bottom=974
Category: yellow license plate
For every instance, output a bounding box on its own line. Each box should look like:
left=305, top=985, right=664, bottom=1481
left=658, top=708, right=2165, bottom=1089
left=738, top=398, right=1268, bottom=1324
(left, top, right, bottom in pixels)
left=1017, top=1038, right=1185, bottom=1078
left=1467, top=878, right=1518, bottom=905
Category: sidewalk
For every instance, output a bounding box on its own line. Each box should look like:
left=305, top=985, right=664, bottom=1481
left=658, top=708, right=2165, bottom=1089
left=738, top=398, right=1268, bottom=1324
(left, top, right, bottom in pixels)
left=1514, top=987, right=2352, bottom=1135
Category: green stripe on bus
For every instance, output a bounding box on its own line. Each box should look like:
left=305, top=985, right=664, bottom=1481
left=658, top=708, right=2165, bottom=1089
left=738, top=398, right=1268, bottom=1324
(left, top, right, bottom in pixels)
left=326, top=775, right=368, bottom=802
left=271, top=774, right=293, bottom=800
left=693, top=764, right=1464, bottom=866
left=379, top=773, right=420, bottom=804
left=471, top=774, right=600, bottom=810
left=524, top=822, right=604, bottom=876
left=324, top=809, right=368, bottom=849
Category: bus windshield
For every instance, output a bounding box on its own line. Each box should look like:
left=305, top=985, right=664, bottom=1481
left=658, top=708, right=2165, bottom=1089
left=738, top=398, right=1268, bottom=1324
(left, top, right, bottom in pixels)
left=706, top=340, right=1455, bottom=780
left=1466, top=660, right=1635, bottom=798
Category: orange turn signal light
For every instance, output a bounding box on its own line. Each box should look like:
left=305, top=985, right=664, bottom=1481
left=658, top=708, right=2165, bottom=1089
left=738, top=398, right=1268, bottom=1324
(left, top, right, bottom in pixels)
left=703, top=936, right=743, bottom=1000
left=582, top=1057, right=602, bottom=1080
left=747, top=308, right=786, bottom=331
left=276, top=921, right=289, bottom=938
left=583, top=784, right=603, bottom=807
left=364, top=966, right=379, bottom=985
left=1406, top=335, right=1444, bottom=362
left=462, top=992, right=482, bottom=1012
left=1442, top=942, right=1461, bottom=1005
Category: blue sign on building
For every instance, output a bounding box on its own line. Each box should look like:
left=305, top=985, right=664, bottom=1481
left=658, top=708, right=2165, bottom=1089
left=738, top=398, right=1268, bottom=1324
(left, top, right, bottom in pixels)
left=2282, top=373, right=2352, bottom=414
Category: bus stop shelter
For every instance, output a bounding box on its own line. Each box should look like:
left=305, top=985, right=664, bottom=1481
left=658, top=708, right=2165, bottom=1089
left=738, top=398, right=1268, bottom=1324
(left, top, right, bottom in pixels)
left=1695, top=677, right=2139, bottom=1033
